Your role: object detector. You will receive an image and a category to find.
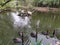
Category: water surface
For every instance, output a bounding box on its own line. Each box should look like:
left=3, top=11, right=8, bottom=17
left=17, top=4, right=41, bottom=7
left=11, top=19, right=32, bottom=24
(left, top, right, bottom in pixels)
left=0, top=11, right=60, bottom=45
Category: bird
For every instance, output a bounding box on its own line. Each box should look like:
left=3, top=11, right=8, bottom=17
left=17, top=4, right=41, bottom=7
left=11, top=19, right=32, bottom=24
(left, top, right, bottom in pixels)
left=30, top=31, right=37, bottom=38
left=41, top=30, right=48, bottom=35
left=18, top=32, right=23, bottom=37
left=18, top=32, right=29, bottom=45
left=13, top=38, right=22, bottom=43
left=18, top=32, right=28, bottom=39
left=30, top=31, right=38, bottom=42
left=41, top=30, right=49, bottom=39
left=52, top=30, right=56, bottom=37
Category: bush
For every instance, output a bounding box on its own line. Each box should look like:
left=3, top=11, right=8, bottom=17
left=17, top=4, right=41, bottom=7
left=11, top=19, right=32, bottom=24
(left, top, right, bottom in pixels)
left=33, top=0, right=60, bottom=8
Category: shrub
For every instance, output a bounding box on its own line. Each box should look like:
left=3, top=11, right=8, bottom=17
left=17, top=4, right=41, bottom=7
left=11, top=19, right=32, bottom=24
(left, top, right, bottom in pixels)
left=33, top=0, right=60, bottom=8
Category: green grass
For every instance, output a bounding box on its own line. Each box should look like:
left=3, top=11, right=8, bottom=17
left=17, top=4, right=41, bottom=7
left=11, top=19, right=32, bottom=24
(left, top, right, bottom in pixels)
left=30, top=39, right=51, bottom=45
left=30, top=39, right=42, bottom=45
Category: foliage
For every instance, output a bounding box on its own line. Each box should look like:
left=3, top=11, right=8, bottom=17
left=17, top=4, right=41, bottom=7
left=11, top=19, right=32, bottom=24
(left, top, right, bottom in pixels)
left=30, top=39, right=43, bottom=45
left=0, top=0, right=59, bottom=10
left=36, top=39, right=42, bottom=45
left=0, top=0, right=34, bottom=9
left=30, top=39, right=51, bottom=45
left=0, top=0, right=20, bottom=9
left=33, top=0, right=60, bottom=7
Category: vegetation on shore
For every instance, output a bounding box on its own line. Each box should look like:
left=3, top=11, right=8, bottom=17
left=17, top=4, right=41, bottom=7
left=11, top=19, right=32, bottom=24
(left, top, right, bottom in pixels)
left=33, top=0, right=60, bottom=8
left=0, top=0, right=60, bottom=10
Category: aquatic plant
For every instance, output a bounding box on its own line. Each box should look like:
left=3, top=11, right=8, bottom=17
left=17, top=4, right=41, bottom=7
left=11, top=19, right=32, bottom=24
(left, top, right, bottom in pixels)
left=46, top=43, right=50, bottom=45
left=30, top=39, right=43, bottom=45
left=36, top=39, right=42, bottom=45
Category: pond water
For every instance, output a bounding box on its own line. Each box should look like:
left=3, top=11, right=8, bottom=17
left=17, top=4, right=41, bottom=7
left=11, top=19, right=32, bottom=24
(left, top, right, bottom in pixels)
left=30, top=34, right=58, bottom=45
left=0, top=11, right=60, bottom=45
left=10, top=12, right=30, bottom=28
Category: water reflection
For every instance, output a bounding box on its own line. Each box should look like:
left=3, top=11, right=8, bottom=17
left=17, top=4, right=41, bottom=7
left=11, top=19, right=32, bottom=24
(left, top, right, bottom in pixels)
left=30, top=33, right=58, bottom=45
left=9, top=11, right=59, bottom=45
left=10, top=11, right=31, bottom=28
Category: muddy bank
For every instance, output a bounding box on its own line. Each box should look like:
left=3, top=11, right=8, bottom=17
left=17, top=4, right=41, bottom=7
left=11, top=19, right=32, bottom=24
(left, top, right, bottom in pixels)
left=0, top=7, right=60, bottom=13
left=33, top=7, right=60, bottom=12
